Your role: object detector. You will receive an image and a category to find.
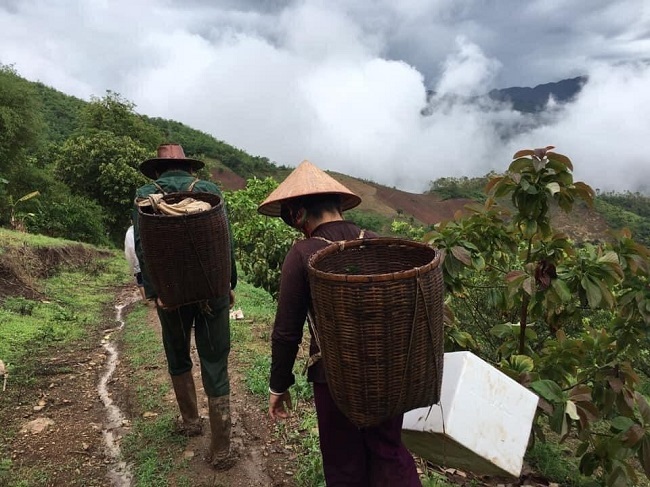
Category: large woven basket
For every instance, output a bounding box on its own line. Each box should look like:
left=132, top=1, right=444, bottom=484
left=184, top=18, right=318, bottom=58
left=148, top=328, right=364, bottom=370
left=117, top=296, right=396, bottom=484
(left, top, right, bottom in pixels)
left=308, top=238, right=444, bottom=428
left=138, top=192, right=231, bottom=308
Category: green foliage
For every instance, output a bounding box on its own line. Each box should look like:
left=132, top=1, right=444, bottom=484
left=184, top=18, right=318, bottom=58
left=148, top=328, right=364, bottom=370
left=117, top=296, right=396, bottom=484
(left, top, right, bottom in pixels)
left=32, top=81, right=85, bottom=144
left=28, top=194, right=110, bottom=246
left=596, top=192, right=650, bottom=247
left=427, top=146, right=650, bottom=485
left=55, top=131, right=150, bottom=241
left=245, top=353, right=272, bottom=397
left=428, top=175, right=491, bottom=201
left=0, top=64, right=44, bottom=175
left=390, top=219, right=426, bottom=240
left=80, top=91, right=162, bottom=150
left=226, top=177, right=299, bottom=298
left=526, top=441, right=597, bottom=487
left=421, top=471, right=455, bottom=487
left=346, top=209, right=392, bottom=233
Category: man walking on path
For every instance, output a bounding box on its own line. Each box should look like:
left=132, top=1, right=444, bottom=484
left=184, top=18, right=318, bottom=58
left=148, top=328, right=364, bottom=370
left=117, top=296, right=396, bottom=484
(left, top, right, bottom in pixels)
left=133, top=143, right=238, bottom=469
left=259, top=160, right=422, bottom=486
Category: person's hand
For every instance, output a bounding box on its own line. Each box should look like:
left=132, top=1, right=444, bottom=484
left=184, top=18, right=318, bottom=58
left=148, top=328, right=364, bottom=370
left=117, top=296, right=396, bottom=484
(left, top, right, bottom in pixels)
left=269, top=390, right=292, bottom=421
left=154, top=297, right=178, bottom=311
left=229, top=289, right=235, bottom=310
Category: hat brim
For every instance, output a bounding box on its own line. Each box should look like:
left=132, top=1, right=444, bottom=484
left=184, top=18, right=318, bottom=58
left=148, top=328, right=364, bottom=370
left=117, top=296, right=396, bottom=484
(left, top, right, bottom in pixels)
left=139, top=158, right=205, bottom=179
left=258, top=191, right=362, bottom=217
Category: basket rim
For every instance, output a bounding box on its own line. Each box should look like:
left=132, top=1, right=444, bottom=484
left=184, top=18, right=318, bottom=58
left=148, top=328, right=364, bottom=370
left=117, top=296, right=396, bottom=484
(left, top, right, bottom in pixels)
left=307, top=237, right=441, bottom=283
left=137, top=191, right=223, bottom=217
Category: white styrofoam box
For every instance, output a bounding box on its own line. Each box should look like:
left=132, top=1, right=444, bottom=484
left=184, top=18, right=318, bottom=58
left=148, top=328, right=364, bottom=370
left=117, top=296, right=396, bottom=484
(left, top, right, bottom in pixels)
left=401, top=351, right=539, bottom=478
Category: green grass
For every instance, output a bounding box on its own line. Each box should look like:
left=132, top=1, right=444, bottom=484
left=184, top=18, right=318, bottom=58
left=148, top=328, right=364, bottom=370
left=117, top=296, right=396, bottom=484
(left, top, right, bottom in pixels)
left=526, top=442, right=600, bottom=487
left=0, top=236, right=131, bottom=486
left=121, top=415, right=189, bottom=487
left=119, top=303, right=186, bottom=486
left=420, top=471, right=456, bottom=487
left=0, top=226, right=94, bottom=249
left=293, top=411, right=325, bottom=487
left=0, top=249, right=129, bottom=383
left=232, top=280, right=276, bottom=324
left=233, top=280, right=323, bottom=485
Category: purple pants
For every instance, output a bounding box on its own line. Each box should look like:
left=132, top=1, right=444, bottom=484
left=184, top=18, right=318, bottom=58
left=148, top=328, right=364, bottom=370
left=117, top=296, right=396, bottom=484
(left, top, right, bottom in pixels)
left=313, top=382, right=422, bottom=487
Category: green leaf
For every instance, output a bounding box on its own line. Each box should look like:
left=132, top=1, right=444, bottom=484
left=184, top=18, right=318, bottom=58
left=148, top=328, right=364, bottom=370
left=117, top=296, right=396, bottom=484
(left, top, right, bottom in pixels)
left=546, top=151, right=574, bottom=171
left=551, top=278, right=572, bottom=302
left=531, top=379, right=565, bottom=403
left=470, top=253, right=486, bottom=270
left=509, top=355, right=534, bottom=373
left=610, top=416, right=634, bottom=432
left=598, top=250, right=619, bottom=264
left=490, top=323, right=517, bottom=339
left=522, top=219, right=538, bottom=238
left=546, top=182, right=560, bottom=195
left=15, top=190, right=40, bottom=204
left=581, top=276, right=603, bottom=308
left=509, top=157, right=533, bottom=173
left=549, top=402, right=569, bottom=436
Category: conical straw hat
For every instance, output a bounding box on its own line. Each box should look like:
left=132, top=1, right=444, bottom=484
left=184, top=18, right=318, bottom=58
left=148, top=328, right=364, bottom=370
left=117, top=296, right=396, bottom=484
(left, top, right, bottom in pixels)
left=258, top=160, right=362, bottom=216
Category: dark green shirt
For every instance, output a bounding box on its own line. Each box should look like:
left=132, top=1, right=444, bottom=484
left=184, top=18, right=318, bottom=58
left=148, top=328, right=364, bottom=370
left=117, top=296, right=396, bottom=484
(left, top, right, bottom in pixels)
left=132, top=170, right=237, bottom=299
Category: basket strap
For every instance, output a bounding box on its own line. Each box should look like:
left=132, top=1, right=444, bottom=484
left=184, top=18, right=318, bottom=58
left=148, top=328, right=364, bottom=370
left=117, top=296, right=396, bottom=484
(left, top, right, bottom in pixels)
left=303, top=228, right=365, bottom=374
left=187, top=178, right=200, bottom=191
left=311, top=236, right=331, bottom=244
left=152, top=182, right=167, bottom=195
left=303, top=311, right=323, bottom=374
left=391, top=271, right=440, bottom=417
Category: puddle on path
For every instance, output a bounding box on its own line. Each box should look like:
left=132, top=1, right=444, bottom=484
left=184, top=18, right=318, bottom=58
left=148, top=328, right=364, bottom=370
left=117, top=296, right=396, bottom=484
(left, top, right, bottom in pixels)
left=98, top=299, right=137, bottom=487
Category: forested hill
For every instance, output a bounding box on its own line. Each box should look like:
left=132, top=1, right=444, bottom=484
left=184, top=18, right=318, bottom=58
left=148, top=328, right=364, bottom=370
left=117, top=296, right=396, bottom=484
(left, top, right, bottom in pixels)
left=27, top=77, right=280, bottom=179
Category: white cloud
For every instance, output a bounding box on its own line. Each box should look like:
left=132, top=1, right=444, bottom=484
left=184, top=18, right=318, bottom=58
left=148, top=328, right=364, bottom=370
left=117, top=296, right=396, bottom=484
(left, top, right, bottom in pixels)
left=0, top=0, right=649, bottom=193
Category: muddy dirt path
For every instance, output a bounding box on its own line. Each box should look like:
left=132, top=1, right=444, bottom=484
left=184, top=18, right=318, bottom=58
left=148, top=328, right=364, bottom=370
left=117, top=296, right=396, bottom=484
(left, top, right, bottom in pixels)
left=0, top=286, right=298, bottom=487
left=143, top=297, right=295, bottom=487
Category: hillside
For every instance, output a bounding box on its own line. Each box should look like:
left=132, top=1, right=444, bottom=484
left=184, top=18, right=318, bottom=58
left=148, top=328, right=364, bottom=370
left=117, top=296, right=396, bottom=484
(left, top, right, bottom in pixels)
left=1, top=65, right=647, bottom=247
left=212, top=164, right=612, bottom=241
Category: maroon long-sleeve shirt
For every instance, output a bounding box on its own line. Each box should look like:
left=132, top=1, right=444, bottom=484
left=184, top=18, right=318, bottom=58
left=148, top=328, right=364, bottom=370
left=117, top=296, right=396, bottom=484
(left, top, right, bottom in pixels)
left=270, top=220, right=377, bottom=393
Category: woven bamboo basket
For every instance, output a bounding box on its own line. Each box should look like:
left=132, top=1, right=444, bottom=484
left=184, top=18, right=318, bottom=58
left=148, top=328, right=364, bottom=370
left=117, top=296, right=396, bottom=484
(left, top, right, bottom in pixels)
left=138, top=192, right=231, bottom=308
left=307, top=238, right=444, bottom=428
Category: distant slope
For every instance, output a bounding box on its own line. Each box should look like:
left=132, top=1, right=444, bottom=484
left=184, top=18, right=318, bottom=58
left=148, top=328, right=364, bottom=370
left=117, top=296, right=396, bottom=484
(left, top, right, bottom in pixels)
left=488, top=76, right=587, bottom=113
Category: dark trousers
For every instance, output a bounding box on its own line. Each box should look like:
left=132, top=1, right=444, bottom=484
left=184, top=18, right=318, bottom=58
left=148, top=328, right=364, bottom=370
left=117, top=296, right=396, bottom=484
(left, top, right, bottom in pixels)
left=157, top=295, right=230, bottom=397
left=313, top=382, right=422, bottom=487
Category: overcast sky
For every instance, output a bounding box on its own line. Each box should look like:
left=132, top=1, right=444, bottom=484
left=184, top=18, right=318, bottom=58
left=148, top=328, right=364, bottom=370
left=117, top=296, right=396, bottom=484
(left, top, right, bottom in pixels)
left=1, top=0, right=649, bottom=193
